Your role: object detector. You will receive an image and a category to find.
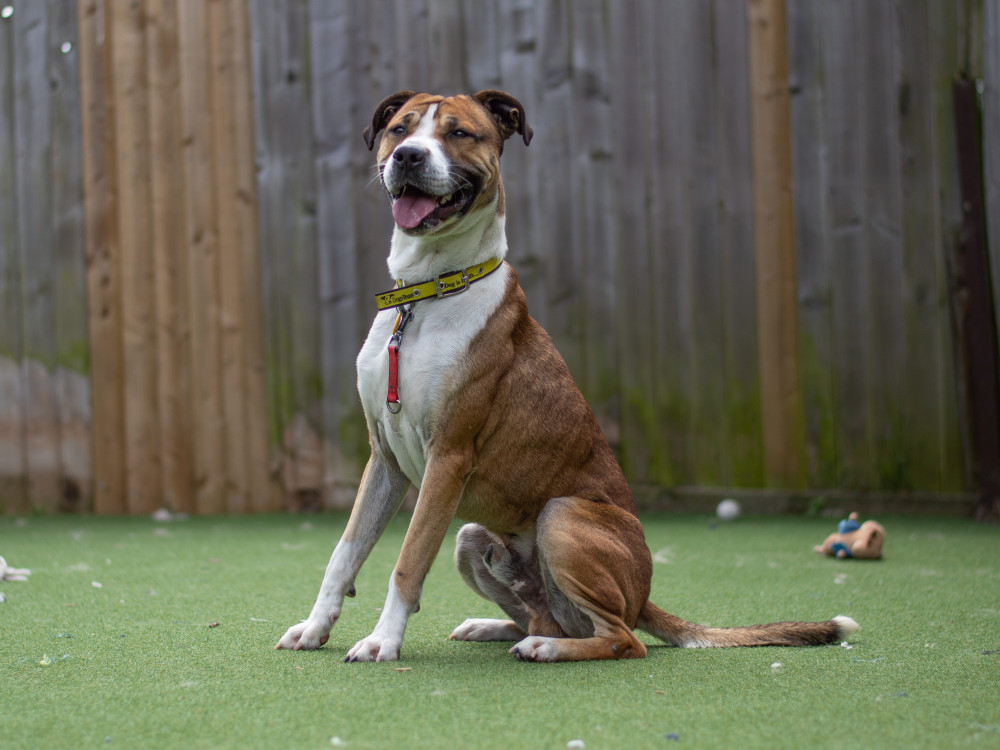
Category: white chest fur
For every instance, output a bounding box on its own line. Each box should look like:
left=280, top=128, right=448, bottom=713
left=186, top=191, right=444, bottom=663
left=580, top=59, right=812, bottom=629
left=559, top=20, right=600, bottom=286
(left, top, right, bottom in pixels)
left=356, top=264, right=509, bottom=486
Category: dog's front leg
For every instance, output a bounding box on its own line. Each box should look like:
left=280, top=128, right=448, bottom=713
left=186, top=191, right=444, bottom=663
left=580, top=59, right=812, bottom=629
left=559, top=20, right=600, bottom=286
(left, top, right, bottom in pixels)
left=276, top=450, right=410, bottom=651
left=344, top=450, right=472, bottom=662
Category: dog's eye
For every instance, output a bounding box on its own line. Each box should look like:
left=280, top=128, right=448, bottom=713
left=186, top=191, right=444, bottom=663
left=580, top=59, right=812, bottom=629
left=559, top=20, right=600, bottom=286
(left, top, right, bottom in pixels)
left=390, top=125, right=407, bottom=135
left=450, top=129, right=473, bottom=139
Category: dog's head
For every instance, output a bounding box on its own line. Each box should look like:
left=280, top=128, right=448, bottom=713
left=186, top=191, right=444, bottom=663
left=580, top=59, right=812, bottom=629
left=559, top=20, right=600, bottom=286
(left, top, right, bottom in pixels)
left=364, top=90, right=532, bottom=235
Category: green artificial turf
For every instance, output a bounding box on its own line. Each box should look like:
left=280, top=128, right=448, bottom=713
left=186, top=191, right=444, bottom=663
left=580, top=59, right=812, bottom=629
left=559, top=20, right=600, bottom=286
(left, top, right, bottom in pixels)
left=2, top=512, right=998, bottom=749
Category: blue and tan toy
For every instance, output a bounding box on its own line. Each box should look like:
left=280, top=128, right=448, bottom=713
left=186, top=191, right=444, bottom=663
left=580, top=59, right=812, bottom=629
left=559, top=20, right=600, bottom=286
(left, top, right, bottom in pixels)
left=814, top=512, right=885, bottom=559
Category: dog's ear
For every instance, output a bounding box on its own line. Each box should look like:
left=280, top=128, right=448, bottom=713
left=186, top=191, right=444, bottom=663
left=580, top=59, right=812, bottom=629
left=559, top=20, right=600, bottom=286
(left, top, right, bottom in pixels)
left=363, top=90, right=417, bottom=151
left=475, top=90, right=533, bottom=148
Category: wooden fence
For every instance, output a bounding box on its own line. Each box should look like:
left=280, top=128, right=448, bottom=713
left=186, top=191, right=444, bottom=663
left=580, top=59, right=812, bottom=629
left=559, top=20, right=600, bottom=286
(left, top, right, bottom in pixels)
left=1, top=0, right=997, bottom=515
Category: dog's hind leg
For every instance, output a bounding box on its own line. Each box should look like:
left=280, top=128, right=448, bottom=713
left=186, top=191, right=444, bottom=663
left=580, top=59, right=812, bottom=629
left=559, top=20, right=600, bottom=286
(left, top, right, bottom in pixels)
left=509, top=497, right=652, bottom=662
left=451, top=523, right=566, bottom=641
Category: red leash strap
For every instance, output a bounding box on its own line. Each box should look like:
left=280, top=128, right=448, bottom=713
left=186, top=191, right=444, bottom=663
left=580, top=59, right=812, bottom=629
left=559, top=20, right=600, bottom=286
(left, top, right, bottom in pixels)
left=386, top=338, right=401, bottom=411
left=385, top=306, right=412, bottom=414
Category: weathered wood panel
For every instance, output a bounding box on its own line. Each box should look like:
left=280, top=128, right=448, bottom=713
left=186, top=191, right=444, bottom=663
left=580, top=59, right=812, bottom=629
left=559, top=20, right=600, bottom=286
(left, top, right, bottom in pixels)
left=109, top=0, right=162, bottom=515
left=249, top=0, right=323, bottom=508
left=748, top=0, right=806, bottom=488
left=714, top=0, right=764, bottom=488
left=79, top=0, right=126, bottom=514
left=15, top=2, right=62, bottom=512
left=0, top=2, right=28, bottom=511
left=177, top=0, right=225, bottom=513
left=0, top=2, right=92, bottom=514
left=926, top=0, right=968, bottom=490
left=230, top=0, right=272, bottom=514
left=787, top=0, right=966, bottom=492
left=244, top=0, right=980, bottom=507
left=49, top=1, right=92, bottom=512
left=2, top=0, right=992, bottom=514
left=148, top=0, right=193, bottom=514
left=75, top=0, right=276, bottom=515
left=896, top=0, right=960, bottom=491
left=987, top=0, right=1000, bottom=407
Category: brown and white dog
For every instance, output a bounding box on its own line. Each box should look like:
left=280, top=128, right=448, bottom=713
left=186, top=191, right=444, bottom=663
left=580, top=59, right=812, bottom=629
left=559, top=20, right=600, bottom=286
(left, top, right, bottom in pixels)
left=275, top=90, right=859, bottom=662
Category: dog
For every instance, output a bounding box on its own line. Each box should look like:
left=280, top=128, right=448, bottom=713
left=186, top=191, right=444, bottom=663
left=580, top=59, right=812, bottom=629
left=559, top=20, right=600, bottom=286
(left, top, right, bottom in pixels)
left=275, top=90, right=859, bottom=662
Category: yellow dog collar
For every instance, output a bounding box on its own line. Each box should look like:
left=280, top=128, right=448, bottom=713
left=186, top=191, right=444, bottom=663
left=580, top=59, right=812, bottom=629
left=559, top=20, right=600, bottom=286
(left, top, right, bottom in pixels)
left=374, top=258, right=503, bottom=311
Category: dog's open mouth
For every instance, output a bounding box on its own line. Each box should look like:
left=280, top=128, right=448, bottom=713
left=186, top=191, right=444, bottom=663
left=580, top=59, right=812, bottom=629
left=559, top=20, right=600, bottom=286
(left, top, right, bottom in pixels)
left=390, top=183, right=476, bottom=231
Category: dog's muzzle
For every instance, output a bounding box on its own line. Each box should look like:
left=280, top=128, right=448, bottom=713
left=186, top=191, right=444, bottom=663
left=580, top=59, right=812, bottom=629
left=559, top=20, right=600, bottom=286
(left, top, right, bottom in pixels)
left=383, top=147, right=479, bottom=232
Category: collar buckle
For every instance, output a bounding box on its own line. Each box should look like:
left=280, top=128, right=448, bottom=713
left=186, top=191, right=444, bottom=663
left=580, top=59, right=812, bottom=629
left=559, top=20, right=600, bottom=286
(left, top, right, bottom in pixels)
left=434, top=270, right=470, bottom=299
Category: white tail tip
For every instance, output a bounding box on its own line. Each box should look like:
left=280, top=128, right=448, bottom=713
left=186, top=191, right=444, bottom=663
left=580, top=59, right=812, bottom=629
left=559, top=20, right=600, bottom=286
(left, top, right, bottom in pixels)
left=833, top=615, right=860, bottom=639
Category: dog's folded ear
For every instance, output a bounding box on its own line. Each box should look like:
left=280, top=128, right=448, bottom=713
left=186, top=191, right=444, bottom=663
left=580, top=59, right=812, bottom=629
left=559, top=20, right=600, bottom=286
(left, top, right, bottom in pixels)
left=363, top=90, right=417, bottom=151
left=475, top=90, right=533, bottom=148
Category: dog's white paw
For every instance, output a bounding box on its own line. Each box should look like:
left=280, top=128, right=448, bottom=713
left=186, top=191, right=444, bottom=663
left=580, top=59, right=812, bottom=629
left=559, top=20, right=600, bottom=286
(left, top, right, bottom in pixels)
left=510, top=636, right=558, bottom=662
left=450, top=618, right=525, bottom=642
left=274, top=619, right=331, bottom=651
left=345, top=633, right=401, bottom=663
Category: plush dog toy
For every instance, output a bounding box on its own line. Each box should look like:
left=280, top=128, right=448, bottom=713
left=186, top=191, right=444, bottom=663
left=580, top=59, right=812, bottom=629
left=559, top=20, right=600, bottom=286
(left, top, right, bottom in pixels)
left=814, top=513, right=885, bottom=559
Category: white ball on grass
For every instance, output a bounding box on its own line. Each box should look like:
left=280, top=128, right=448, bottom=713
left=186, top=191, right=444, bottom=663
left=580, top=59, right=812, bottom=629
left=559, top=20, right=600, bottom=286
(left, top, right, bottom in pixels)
left=716, top=499, right=741, bottom=521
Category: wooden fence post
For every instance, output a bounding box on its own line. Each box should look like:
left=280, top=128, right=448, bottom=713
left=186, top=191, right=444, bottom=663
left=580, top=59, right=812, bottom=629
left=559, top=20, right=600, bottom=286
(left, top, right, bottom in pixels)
left=746, top=0, right=806, bottom=487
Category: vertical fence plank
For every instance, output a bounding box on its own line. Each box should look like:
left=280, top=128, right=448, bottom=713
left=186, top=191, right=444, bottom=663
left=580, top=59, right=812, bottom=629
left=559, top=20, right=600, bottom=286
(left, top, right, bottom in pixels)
left=230, top=0, right=273, bottom=512
left=79, top=0, right=126, bottom=514
left=427, top=0, right=466, bottom=93
left=392, top=0, right=429, bottom=86
left=648, top=1, right=697, bottom=485
left=0, top=4, right=28, bottom=512
left=15, top=2, right=62, bottom=511
left=714, top=0, right=763, bottom=486
left=747, top=0, right=806, bottom=487
left=49, top=0, right=92, bottom=512
left=250, top=0, right=321, bottom=508
left=310, top=1, right=366, bottom=506
left=609, top=0, right=658, bottom=489
left=109, top=0, right=162, bottom=514
left=496, top=0, right=544, bottom=322
left=535, top=0, right=578, bottom=374
left=986, top=0, right=1000, bottom=393
left=178, top=0, right=226, bottom=513
left=821, top=0, right=873, bottom=488
left=570, top=0, right=619, bottom=443
left=682, top=1, right=728, bottom=485
left=208, top=0, right=250, bottom=512
left=929, top=0, right=970, bottom=490
left=461, top=0, right=501, bottom=91
left=858, top=2, right=907, bottom=488
left=896, top=0, right=954, bottom=490
left=789, top=0, right=837, bottom=488
left=147, top=0, right=194, bottom=513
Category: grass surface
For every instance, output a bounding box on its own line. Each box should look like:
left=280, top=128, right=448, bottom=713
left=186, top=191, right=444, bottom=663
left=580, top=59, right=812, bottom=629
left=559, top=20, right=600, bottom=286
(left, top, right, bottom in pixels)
left=2, top=512, right=998, bottom=749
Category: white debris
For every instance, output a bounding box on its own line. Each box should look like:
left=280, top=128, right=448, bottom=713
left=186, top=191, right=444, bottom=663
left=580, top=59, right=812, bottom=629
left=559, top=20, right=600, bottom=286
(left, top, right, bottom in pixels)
left=0, top=556, right=31, bottom=582
left=716, top=498, right=741, bottom=520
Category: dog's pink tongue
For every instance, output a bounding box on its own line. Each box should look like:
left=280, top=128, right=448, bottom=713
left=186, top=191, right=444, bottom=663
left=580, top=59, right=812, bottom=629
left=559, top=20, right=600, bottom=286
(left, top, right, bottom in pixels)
left=392, top=191, right=438, bottom=229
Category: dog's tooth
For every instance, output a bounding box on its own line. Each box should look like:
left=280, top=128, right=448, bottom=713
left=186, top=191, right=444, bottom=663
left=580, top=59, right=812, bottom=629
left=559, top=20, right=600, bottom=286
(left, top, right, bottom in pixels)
left=439, top=193, right=453, bottom=205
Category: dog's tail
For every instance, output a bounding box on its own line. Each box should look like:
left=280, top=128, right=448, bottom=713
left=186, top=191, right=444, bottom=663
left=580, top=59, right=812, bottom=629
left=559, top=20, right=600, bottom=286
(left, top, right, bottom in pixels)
left=636, top=602, right=859, bottom=648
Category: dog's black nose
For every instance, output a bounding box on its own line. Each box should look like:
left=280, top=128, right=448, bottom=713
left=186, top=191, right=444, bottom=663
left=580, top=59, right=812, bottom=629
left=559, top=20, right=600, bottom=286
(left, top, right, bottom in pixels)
left=392, top=145, right=427, bottom=169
